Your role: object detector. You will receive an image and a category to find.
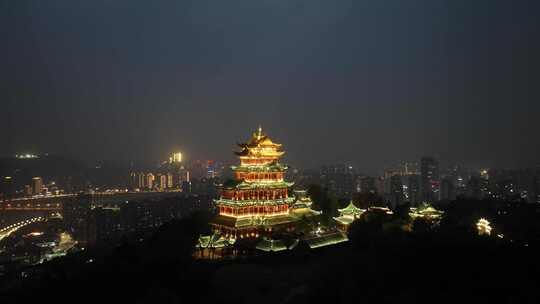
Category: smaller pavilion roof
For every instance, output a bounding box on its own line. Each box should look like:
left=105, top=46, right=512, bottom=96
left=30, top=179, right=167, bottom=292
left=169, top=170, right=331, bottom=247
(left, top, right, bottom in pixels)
left=338, top=201, right=366, bottom=216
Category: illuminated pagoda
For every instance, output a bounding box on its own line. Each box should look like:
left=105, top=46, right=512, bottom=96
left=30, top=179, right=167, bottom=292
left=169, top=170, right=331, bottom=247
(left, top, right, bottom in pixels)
left=409, top=203, right=444, bottom=221
left=211, top=127, right=318, bottom=239
left=333, top=201, right=366, bottom=231
left=476, top=218, right=492, bottom=236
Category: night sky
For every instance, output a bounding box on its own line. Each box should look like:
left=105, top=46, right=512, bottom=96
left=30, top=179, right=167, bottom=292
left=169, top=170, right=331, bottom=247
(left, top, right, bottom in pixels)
left=1, top=1, right=539, bottom=173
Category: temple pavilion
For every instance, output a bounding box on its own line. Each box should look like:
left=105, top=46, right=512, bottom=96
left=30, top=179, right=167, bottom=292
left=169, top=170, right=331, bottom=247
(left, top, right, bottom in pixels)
left=211, top=127, right=319, bottom=239
left=409, top=203, right=444, bottom=221
left=333, top=201, right=366, bottom=231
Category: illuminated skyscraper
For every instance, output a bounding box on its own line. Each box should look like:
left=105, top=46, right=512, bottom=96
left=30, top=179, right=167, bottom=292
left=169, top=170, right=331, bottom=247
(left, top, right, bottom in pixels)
left=407, top=174, right=421, bottom=205
left=320, top=164, right=356, bottom=199
left=167, top=173, right=174, bottom=189
left=359, top=176, right=376, bottom=193
left=130, top=172, right=138, bottom=189
left=146, top=173, right=155, bottom=190
left=137, top=172, right=146, bottom=189
left=420, top=157, right=439, bottom=203
left=158, top=174, right=167, bottom=190
left=25, top=185, right=33, bottom=196
left=32, top=177, right=43, bottom=195
left=440, top=176, right=456, bottom=201
left=387, top=174, right=404, bottom=207
left=169, top=152, right=182, bottom=164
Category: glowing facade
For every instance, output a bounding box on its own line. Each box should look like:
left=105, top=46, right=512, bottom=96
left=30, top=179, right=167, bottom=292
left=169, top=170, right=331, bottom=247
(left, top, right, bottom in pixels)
left=212, top=127, right=317, bottom=238
left=169, top=152, right=182, bottom=163
left=476, top=218, right=492, bottom=236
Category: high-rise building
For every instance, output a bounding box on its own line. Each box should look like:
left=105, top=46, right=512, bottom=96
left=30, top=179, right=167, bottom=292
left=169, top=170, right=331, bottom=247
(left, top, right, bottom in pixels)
left=359, top=176, right=376, bottom=194
left=320, top=164, right=357, bottom=199
left=384, top=161, right=419, bottom=178
left=403, top=161, right=419, bottom=175
left=387, top=174, right=404, bottom=208
left=167, top=173, right=174, bottom=189
left=466, top=174, right=486, bottom=200
left=169, top=152, right=182, bottom=164
left=137, top=172, right=146, bottom=189
left=158, top=174, right=167, bottom=190
left=146, top=173, right=155, bottom=190
left=24, top=185, right=33, bottom=196
left=447, top=164, right=468, bottom=198
left=190, top=160, right=208, bottom=180
left=420, top=157, right=439, bottom=203
left=130, top=172, right=138, bottom=190
left=63, top=195, right=91, bottom=246
left=32, top=177, right=43, bottom=195
left=374, top=177, right=385, bottom=196
left=0, top=176, right=15, bottom=198
left=407, top=174, right=421, bottom=205
left=440, top=177, right=456, bottom=201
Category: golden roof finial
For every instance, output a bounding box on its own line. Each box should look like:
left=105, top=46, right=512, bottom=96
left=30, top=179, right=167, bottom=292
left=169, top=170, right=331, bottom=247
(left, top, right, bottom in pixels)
left=257, top=125, right=263, bottom=140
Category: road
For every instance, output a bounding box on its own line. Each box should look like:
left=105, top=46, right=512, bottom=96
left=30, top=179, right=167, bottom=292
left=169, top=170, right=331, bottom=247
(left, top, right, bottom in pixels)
left=0, top=217, right=46, bottom=242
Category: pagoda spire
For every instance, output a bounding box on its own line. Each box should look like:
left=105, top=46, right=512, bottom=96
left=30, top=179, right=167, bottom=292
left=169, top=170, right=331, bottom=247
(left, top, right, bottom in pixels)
left=256, top=125, right=263, bottom=140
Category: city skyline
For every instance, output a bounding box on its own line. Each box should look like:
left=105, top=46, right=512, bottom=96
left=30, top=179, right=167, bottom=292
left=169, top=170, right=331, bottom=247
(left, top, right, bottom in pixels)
left=4, top=144, right=539, bottom=177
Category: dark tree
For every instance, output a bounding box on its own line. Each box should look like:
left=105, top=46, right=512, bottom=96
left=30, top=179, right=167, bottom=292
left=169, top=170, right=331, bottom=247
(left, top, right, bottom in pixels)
left=307, top=184, right=338, bottom=226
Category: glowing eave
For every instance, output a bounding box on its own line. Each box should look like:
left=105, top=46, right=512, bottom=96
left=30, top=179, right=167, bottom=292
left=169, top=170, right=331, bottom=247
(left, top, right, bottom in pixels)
left=215, top=197, right=295, bottom=205
left=233, top=181, right=295, bottom=189
left=218, top=211, right=290, bottom=219
left=239, top=152, right=284, bottom=158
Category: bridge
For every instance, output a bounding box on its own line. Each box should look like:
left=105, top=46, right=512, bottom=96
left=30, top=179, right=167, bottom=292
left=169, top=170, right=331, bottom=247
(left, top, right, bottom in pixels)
left=0, top=195, right=74, bottom=229
left=0, top=191, right=183, bottom=228
left=0, top=191, right=181, bottom=211
left=0, top=216, right=46, bottom=242
left=0, top=194, right=74, bottom=211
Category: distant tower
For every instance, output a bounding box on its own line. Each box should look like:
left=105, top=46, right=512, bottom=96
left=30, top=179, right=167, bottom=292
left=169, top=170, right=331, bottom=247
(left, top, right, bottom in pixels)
left=32, top=177, right=43, bottom=195
left=420, top=157, right=439, bottom=203
left=167, top=173, right=174, bottom=189
left=407, top=174, right=421, bottom=205
left=146, top=173, right=155, bottom=190
left=25, top=185, right=33, bottom=196
left=467, top=174, right=486, bottom=200
left=0, top=176, right=15, bottom=198
left=320, top=164, right=356, bottom=199
left=169, top=152, right=182, bottom=164
left=130, top=172, right=137, bottom=189
left=388, top=174, right=404, bottom=208
left=158, top=174, right=167, bottom=190
left=440, top=177, right=456, bottom=201
left=360, top=176, right=376, bottom=193
left=137, top=172, right=146, bottom=189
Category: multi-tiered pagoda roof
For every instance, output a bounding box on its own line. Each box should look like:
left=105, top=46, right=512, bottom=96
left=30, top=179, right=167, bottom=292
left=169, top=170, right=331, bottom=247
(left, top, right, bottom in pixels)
left=235, top=127, right=284, bottom=158
left=333, top=201, right=366, bottom=226
left=211, top=127, right=318, bottom=239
